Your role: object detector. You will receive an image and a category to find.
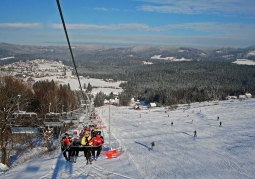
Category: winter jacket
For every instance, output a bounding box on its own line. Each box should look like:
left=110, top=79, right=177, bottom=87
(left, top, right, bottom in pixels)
left=71, top=138, right=81, bottom=147
left=91, top=136, right=104, bottom=147
left=63, top=137, right=70, bottom=147
left=81, top=136, right=92, bottom=146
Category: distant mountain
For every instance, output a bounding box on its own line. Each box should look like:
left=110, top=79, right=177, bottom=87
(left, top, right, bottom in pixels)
left=0, top=42, right=255, bottom=64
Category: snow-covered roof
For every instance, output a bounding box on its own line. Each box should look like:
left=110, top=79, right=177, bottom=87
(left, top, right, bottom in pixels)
left=149, top=102, right=157, bottom=107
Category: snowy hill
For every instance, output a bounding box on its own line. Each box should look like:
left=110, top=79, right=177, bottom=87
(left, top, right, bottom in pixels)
left=1, top=99, right=255, bottom=179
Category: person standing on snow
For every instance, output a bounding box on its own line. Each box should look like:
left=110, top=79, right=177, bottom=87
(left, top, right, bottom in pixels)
left=81, top=131, right=93, bottom=164
left=91, top=131, right=104, bottom=160
left=194, top=130, right=197, bottom=137
left=151, top=141, right=155, bottom=150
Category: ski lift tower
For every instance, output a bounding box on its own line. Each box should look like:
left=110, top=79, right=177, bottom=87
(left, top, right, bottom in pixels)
left=17, top=94, right=21, bottom=112
left=102, top=103, right=123, bottom=159
left=80, top=92, right=92, bottom=123
left=80, top=99, right=89, bottom=122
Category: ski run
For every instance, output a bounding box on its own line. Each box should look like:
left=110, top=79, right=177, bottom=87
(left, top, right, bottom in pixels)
left=1, top=98, right=255, bottom=179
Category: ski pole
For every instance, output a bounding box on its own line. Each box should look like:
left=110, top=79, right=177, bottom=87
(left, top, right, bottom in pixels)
left=62, top=141, right=74, bottom=154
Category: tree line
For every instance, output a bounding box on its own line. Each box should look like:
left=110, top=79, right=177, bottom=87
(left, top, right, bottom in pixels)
left=92, top=61, right=255, bottom=106
left=0, top=75, right=79, bottom=165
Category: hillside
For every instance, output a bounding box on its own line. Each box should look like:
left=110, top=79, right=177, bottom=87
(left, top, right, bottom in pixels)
left=1, top=98, right=255, bottom=178
left=1, top=42, right=255, bottom=64
left=1, top=42, right=255, bottom=106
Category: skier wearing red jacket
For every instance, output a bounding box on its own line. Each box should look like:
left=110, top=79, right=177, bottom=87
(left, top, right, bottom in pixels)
left=91, top=131, right=104, bottom=160
left=61, top=134, right=71, bottom=161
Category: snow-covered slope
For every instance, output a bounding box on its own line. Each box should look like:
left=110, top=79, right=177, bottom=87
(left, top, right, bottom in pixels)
left=1, top=99, right=255, bottom=179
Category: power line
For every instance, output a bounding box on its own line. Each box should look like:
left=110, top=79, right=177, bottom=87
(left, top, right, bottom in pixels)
left=56, top=0, right=89, bottom=102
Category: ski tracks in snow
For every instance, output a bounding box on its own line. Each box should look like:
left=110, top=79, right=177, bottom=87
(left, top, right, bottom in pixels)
left=40, top=158, right=132, bottom=179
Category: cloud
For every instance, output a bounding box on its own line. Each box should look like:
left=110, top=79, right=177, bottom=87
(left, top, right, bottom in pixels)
left=94, top=7, right=119, bottom=11
left=52, top=23, right=162, bottom=31
left=51, top=22, right=255, bottom=37
left=137, top=5, right=196, bottom=14
left=1, top=22, right=254, bottom=48
left=1, top=29, right=253, bottom=48
left=0, top=23, right=41, bottom=30
left=164, top=22, right=237, bottom=32
left=52, top=24, right=113, bottom=30
left=49, top=21, right=255, bottom=48
left=66, top=33, right=254, bottom=48
left=136, top=0, right=255, bottom=15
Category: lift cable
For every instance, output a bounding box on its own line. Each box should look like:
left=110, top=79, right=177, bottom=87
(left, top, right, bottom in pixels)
left=56, top=0, right=90, bottom=104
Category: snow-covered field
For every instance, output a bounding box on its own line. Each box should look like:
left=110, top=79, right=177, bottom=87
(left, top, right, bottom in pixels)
left=33, top=71, right=124, bottom=95
left=151, top=55, right=191, bottom=61
left=0, top=59, right=124, bottom=95
left=232, top=59, right=255, bottom=65
left=1, top=98, right=255, bottom=179
left=0, top=56, right=15, bottom=61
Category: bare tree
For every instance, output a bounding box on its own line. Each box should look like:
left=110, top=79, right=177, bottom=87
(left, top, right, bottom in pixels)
left=0, top=75, right=34, bottom=165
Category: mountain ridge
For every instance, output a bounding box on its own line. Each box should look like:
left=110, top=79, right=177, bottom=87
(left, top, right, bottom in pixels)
left=1, top=42, right=255, bottom=63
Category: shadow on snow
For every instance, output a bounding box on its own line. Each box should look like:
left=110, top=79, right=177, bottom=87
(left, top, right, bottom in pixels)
left=51, top=151, right=74, bottom=178
left=135, top=141, right=151, bottom=151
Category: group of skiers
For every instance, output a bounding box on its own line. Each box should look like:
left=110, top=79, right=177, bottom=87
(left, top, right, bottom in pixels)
left=61, top=125, right=104, bottom=165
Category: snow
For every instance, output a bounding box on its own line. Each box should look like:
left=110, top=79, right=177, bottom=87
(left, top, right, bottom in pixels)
left=0, top=56, right=15, bottom=60
left=0, top=163, right=8, bottom=171
left=151, top=55, right=175, bottom=60
left=150, top=55, right=191, bottom=61
left=1, top=98, right=255, bottom=179
left=33, top=71, right=124, bottom=96
left=247, top=51, right=255, bottom=56
left=232, top=59, right=255, bottom=65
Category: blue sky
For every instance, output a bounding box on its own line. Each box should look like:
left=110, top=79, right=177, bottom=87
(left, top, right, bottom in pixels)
left=0, top=0, right=255, bottom=48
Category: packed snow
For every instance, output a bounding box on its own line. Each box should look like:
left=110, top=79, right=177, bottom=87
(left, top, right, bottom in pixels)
left=1, top=98, right=255, bottom=179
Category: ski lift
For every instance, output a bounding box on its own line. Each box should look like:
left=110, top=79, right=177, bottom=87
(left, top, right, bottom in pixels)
left=10, top=111, right=40, bottom=134
left=100, top=104, right=123, bottom=159
left=10, top=127, right=39, bottom=134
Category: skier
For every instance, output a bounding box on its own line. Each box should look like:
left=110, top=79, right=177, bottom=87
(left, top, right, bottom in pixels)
left=81, top=131, right=93, bottom=165
left=79, top=130, right=84, bottom=139
left=151, top=141, right=155, bottom=150
left=194, top=130, right=197, bottom=137
left=70, top=137, right=80, bottom=163
left=91, top=131, right=104, bottom=160
left=219, top=121, right=222, bottom=126
left=91, top=127, right=98, bottom=138
left=171, top=122, right=173, bottom=126
left=61, top=134, right=71, bottom=161
left=83, top=125, right=89, bottom=132
left=94, top=126, right=99, bottom=133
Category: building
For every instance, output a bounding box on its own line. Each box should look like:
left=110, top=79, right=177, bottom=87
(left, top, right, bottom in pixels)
left=149, top=102, right=157, bottom=108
